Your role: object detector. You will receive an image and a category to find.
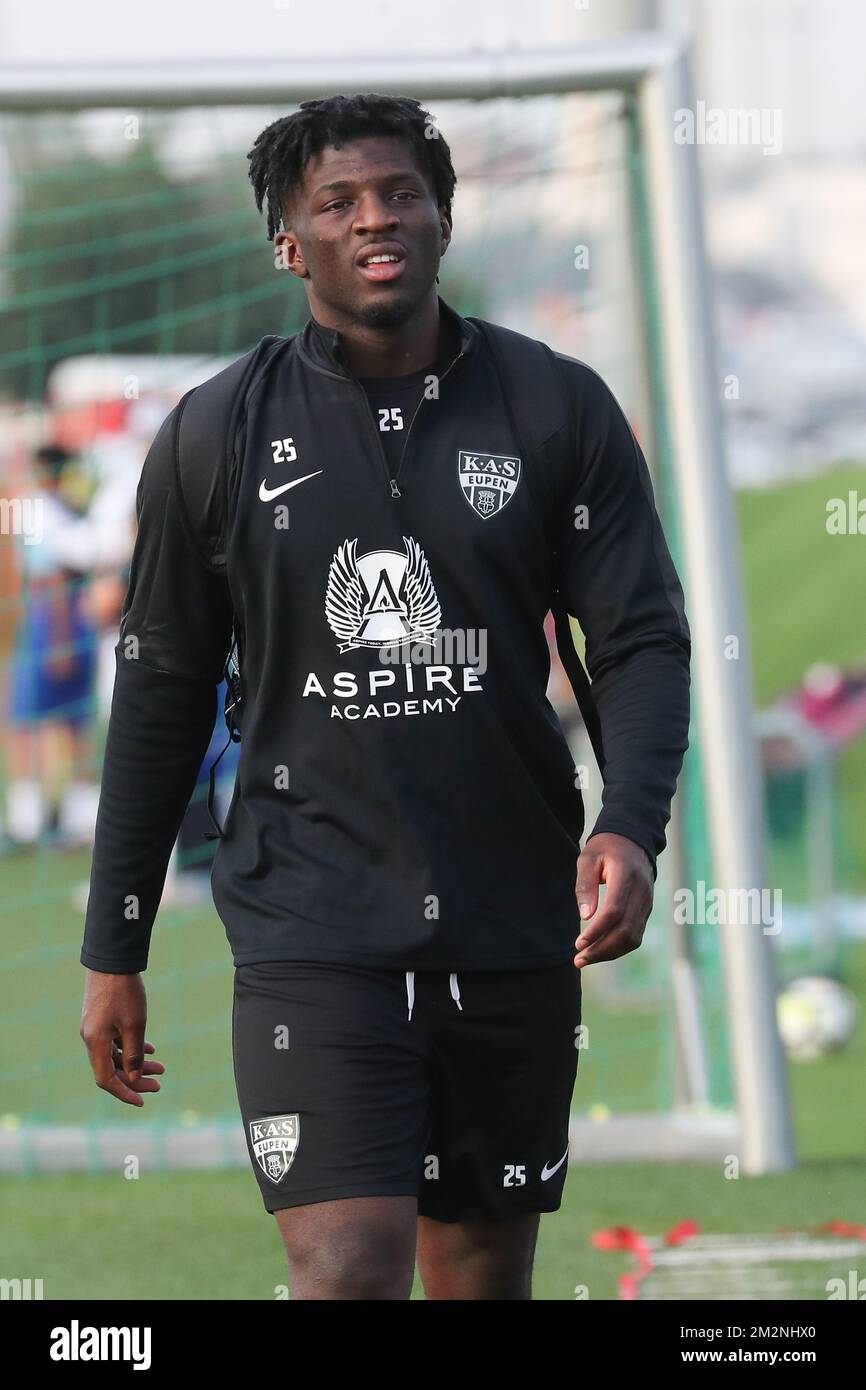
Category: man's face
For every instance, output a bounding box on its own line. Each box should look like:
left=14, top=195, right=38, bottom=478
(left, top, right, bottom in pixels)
left=274, top=134, right=451, bottom=328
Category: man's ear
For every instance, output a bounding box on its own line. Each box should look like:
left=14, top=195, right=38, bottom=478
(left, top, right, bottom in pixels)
left=439, top=208, right=453, bottom=258
left=273, top=230, right=307, bottom=277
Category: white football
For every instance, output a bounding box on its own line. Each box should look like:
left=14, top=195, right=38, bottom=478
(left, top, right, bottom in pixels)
left=776, top=976, right=859, bottom=1061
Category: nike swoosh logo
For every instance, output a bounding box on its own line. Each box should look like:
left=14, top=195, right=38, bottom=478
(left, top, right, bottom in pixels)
left=540, top=1145, right=570, bottom=1181
left=258, top=470, right=323, bottom=502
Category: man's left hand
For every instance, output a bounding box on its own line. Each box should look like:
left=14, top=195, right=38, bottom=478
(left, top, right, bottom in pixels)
left=573, top=832, right=654, bottom=968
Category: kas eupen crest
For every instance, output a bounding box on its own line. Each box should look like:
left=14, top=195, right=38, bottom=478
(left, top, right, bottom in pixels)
left=325, top=535, right=441, bottom=653
left=458, top=449, right=521, bottom=519
left=249, top=1114, right=300, bottom=1185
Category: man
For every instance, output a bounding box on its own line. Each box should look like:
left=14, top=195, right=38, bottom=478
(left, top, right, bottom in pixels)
left=80, top=93, right=690, bottom=1300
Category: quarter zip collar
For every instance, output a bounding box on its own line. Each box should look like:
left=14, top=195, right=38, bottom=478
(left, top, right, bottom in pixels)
left=296, top=294, right=477, bottom=381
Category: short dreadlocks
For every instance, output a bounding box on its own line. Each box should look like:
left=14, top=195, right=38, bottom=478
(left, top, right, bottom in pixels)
left=247, top=93, right=457, bottom=241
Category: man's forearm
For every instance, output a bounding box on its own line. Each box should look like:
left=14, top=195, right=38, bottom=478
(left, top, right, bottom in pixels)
left=585, top=640, right=691, bottom=872
left=81, top=651, right=220, bottom=973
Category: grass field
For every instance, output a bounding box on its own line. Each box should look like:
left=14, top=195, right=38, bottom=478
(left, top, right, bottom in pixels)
left=2, top=1152, right=863, bottom=1300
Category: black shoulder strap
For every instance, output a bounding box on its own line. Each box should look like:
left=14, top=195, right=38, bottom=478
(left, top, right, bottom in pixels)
left=173, top=335, right=286, bottom=841
left=176, top=334, right=286, bottom=571
left=472, top=318, right=606, bottom=779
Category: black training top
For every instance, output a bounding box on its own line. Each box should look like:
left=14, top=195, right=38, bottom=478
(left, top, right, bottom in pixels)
left=80, top=296, right=690, bottom=975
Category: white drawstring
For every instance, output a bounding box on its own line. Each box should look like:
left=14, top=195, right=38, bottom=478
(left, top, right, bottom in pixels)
left=406, top=970, right=415, bottom=1021
left=449, top=971, right=463, bottom=1011
left=405, top=970, right=463, bottom=1020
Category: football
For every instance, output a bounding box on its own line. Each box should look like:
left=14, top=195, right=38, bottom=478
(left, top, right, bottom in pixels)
left=776, top=976, right=859, bottom=1061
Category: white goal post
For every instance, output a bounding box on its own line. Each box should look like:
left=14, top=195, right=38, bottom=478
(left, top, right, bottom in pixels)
left=0, top=34, right=794, bottom=1175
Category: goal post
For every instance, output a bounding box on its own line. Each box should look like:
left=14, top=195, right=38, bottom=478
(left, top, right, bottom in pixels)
left=0, top=35, right=793, bottom=1175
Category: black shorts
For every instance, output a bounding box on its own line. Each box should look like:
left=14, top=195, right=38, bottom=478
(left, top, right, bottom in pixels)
left=232, top=959, right=582, bottom=1222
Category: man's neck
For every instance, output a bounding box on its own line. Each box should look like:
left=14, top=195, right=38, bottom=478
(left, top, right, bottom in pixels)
left=310, top=291, right=454, bottom=378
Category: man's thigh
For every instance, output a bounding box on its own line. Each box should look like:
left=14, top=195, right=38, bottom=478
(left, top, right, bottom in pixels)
left=416, top=1209, right=541, bottom=1299
left=275, top=1195, right=419, bottom=1300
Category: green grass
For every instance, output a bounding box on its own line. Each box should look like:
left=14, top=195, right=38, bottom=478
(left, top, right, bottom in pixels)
left=737, top=462, right=866, bottom=703
left=737, top=461, right=866, bottom=888
left=1, top=1155, right=862, bottom=1300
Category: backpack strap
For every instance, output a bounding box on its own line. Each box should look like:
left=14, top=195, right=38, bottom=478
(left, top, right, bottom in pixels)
left=471, top=317, right=606, bottom=778
left=172, top=334, right=288, bottom=840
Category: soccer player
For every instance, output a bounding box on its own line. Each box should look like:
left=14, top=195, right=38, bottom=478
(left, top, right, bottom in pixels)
left=79, top=94, right=690, bottom=1300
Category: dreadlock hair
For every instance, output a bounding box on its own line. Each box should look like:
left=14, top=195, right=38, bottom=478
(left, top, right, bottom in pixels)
left=247, top=93, right=457, bottom=242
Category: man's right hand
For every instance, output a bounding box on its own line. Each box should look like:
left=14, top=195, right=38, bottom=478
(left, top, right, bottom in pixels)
left=80, top=969, right=166, bottom=1107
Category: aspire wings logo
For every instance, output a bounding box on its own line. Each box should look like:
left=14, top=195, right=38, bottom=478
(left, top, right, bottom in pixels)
left=304, top=534, right=484, bottom=721
left=325, top=535, right=440, bottom=653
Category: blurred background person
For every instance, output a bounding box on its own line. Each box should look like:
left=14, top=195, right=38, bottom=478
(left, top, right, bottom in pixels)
left=4, top=443, right=99, bottom=848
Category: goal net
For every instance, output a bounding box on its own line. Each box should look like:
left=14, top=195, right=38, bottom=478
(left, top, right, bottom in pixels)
left=0, top=79, right=729, bottom=1169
